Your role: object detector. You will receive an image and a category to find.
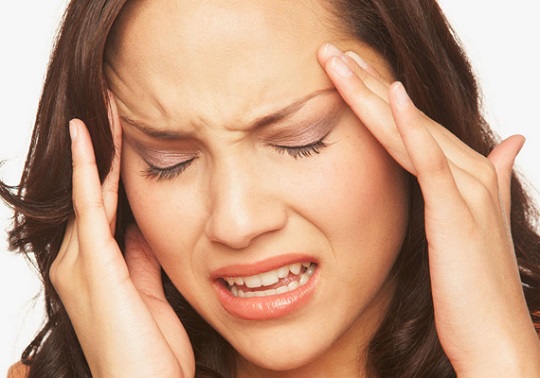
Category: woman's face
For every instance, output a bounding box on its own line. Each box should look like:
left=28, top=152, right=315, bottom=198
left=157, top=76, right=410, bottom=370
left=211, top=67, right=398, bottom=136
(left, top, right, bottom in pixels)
left=107, top=0, right=409, bottom=374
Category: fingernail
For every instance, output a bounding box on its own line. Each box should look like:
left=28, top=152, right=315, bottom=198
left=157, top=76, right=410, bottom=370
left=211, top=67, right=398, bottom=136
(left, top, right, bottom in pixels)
left=69, top=120, right=78, bottom=141
left=344, top=51, right=369, bottom=70
left=330, top=56, right=353, bottom=78
left=323, top=43, right=342, bottom=58
left=394, top=82, right=411, bottom=106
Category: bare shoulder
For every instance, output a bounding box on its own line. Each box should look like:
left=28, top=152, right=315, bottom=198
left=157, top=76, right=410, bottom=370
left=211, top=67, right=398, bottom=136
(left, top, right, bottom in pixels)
left=7, top=362, right=29, bottom=378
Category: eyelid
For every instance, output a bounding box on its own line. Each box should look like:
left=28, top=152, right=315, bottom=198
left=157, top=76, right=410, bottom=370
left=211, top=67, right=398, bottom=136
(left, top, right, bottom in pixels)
left=273, top=129, right=331, bottom=149
left=262, top=118, right=335, bottom=151
left=143, top=158, right=196, bottom=181
left=261, top=104, right=343, bottom=147
left=267, top=129, right=324, bottom=147
left=272, top=135, right=330, bottom=159
left=125, top=133, right=199, bottom=168
left=142, top=151, right=198, bottom=169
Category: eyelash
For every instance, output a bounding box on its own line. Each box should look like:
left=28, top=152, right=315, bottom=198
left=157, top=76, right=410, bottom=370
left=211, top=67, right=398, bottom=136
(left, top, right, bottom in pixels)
left=272, top=137, right=329, bottom=159
left=143, top=158, right=196, bottom=181
left=143, top=136, right=329, bottom=181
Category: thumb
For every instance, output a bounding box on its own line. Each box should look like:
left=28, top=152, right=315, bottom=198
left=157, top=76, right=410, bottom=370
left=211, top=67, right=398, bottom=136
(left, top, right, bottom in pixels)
left=487, top=134, right=525, bottom=221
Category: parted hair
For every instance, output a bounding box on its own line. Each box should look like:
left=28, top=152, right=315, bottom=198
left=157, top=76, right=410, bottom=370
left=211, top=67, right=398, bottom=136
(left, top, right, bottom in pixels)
left=1, top=0, right=539, bottom=377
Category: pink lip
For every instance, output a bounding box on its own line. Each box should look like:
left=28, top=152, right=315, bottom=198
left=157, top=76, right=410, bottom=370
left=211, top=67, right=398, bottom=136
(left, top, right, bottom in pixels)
left=210, top=253, right=317, bottom=278
left=213, top=270, right=319, bottom=321
left=211, top=254, right=319, bottom=321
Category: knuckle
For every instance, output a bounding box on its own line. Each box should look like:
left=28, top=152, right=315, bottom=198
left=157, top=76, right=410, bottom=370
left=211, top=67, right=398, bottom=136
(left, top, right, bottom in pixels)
left=71, top=158, right=96, bottom=174
left=71, top=199, right=83, bottom=218
left=49, top=256, right=67, bottom=289
left=420, top=153, right=448, bottom=179
left=480, top=158, right=498, bottom=186
left=103, top=180, right=119, bottom=196
left=467, top=179, right=495, bottom=207
left=72, top=193, right=104, bottom=216
left=49, top=260, right=59, bottom=286
left=472, top=157, right=500, bottom=194
left=50, top=222, right=79, bottom=290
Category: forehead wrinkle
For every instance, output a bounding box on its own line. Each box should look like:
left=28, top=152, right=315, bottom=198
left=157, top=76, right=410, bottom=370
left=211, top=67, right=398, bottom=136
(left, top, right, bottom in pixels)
left=191, top=87, right=337, bottom=134
left=121, top=116, right=192, bottom=140
left=105, top=60, right=171, bottom=122
left=104, top=62, right=130, bottom=99
left=120, top=87, right=337, bottom=141
left=244, top=87, right=336, bottom=130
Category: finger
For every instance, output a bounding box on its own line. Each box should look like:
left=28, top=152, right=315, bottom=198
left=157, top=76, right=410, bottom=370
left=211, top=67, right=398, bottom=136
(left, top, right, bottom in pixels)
left=319, top=50, right=415, bottom=172
left=388, top=79, right=517, bottom=218
left=389, top=82, right=467, bottom=216
left=124, top=225, right=195, bottom=374
left=55, top=217, right=77, bottom=263
left=330, top=46, right=473, bottom=168
left=124, top=224, right=165, bottom=301
left=320, top=45, right=497, bottom=186
left=345, top=51, right=390, bottom=87
left=487, top=135, right=526, bottom=221
left=340, top=46, right=486, bottom=169
left=319, top=43, right=390, bottom=102
left=70, top=119, right=112, bottom=246
left=50, top=217, right=78, bottom=287
left=102, top=92, right=123, bottom=228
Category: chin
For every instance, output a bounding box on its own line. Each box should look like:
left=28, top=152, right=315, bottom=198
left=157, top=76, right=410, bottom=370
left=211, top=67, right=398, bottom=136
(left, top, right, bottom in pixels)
left=223, top=317, right=350, bottom=374
left=235, top=339, right=330, bottom=372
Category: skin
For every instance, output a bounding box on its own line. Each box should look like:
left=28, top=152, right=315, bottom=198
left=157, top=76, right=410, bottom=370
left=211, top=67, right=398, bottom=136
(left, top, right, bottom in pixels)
left=48, top=0, right=540, bottom=377
left=107, top=0, right=409, bottom=375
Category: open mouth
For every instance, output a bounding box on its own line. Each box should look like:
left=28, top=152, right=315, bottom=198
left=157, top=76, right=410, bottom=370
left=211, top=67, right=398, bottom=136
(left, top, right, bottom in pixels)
left=222, top=262, right=317, bottom=298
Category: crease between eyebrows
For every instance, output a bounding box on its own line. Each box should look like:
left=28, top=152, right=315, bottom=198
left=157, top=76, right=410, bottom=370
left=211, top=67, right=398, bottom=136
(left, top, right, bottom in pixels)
left=120, top=87, right=338, bottom=140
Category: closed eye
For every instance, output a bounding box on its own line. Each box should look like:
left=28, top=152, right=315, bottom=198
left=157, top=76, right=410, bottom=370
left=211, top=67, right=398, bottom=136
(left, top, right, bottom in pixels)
left=272, top=135, right=329, bottom=159
left=141, top=132, right=330, bottom=181
left=143, top=157, right=196, bottom=181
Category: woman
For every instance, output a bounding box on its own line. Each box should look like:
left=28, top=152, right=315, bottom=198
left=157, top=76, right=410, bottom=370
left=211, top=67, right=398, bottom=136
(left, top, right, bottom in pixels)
left=2, top=0, right=540, bottom=377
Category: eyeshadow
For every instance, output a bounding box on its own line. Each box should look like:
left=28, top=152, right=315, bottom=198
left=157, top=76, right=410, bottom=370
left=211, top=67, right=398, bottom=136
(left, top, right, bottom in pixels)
left=258, top=94, right=345, bottom=146
left=121, top=89, right=344, bottom=165
left=123, top=131, right=198, bottom=167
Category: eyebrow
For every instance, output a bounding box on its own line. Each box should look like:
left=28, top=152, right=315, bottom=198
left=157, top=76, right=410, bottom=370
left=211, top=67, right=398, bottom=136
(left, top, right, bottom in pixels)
left=121, top=87, right=337, bottom=140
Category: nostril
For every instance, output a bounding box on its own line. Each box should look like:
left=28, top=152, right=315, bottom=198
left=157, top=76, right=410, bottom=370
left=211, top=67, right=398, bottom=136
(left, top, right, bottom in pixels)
left=205, top=197, right=287, bottom=250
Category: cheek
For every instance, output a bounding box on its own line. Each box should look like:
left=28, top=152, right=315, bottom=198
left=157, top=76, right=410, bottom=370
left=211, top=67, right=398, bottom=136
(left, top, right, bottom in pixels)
left=120, top=148, right=205, bottom=269
left=281, top=119, right=410, bottom=298
left=295, top=125, right=410, bottom=320
left=286, top=125, right=409, bottom=248
left=120, top=122, right=409, bottom=284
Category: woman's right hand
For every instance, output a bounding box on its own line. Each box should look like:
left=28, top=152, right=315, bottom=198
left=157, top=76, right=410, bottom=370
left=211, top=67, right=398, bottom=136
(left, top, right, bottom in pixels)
left=49, top=97, right=195, bottom=378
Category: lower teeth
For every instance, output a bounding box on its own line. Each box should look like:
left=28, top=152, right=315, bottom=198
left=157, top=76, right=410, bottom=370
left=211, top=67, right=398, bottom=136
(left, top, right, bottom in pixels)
left=230, top=264, right=315, bottom=298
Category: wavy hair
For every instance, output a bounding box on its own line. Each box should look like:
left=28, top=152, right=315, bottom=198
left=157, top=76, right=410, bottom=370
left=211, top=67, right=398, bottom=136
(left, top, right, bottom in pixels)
left=2, top=0, right=539, bottom=377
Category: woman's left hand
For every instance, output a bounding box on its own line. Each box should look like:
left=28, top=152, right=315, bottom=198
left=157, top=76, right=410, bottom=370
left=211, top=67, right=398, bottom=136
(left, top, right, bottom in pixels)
left=318, top=43, right=540, bottom=377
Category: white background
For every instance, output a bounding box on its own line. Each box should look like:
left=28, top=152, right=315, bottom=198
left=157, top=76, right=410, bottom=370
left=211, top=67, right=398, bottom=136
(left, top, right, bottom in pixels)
left=1, top=1, right=539, bottom=375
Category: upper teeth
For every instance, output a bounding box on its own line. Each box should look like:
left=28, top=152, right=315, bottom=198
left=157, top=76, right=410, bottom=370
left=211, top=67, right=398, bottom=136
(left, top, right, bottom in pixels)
left=224, top=262, right=314, bottom=289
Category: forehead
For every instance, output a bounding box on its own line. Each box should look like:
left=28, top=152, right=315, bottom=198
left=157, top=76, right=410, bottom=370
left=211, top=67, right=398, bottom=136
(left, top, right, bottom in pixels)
left=109, top=0, right=339, bottom=62
left=105, top=0, right=368, bottom=130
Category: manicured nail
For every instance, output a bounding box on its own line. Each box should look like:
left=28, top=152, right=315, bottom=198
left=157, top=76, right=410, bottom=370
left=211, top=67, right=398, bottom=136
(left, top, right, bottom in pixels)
left=344, top=51, right=369, bottom=70
left=394, top=82, right=411, bottom=106
left=323, top=43, right=342, bottom=58
left=69, top=120, right=78, bottom=141
left=330, top=56, right=353, bottom=78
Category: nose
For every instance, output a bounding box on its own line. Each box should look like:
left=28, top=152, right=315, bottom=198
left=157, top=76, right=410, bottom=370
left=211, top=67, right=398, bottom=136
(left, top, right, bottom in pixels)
left=205, top=157, right=287, bottom=249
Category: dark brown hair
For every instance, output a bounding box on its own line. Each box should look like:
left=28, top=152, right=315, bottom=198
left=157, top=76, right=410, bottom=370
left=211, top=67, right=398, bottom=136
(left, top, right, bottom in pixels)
left=2, top=0, right=539, bottom=377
